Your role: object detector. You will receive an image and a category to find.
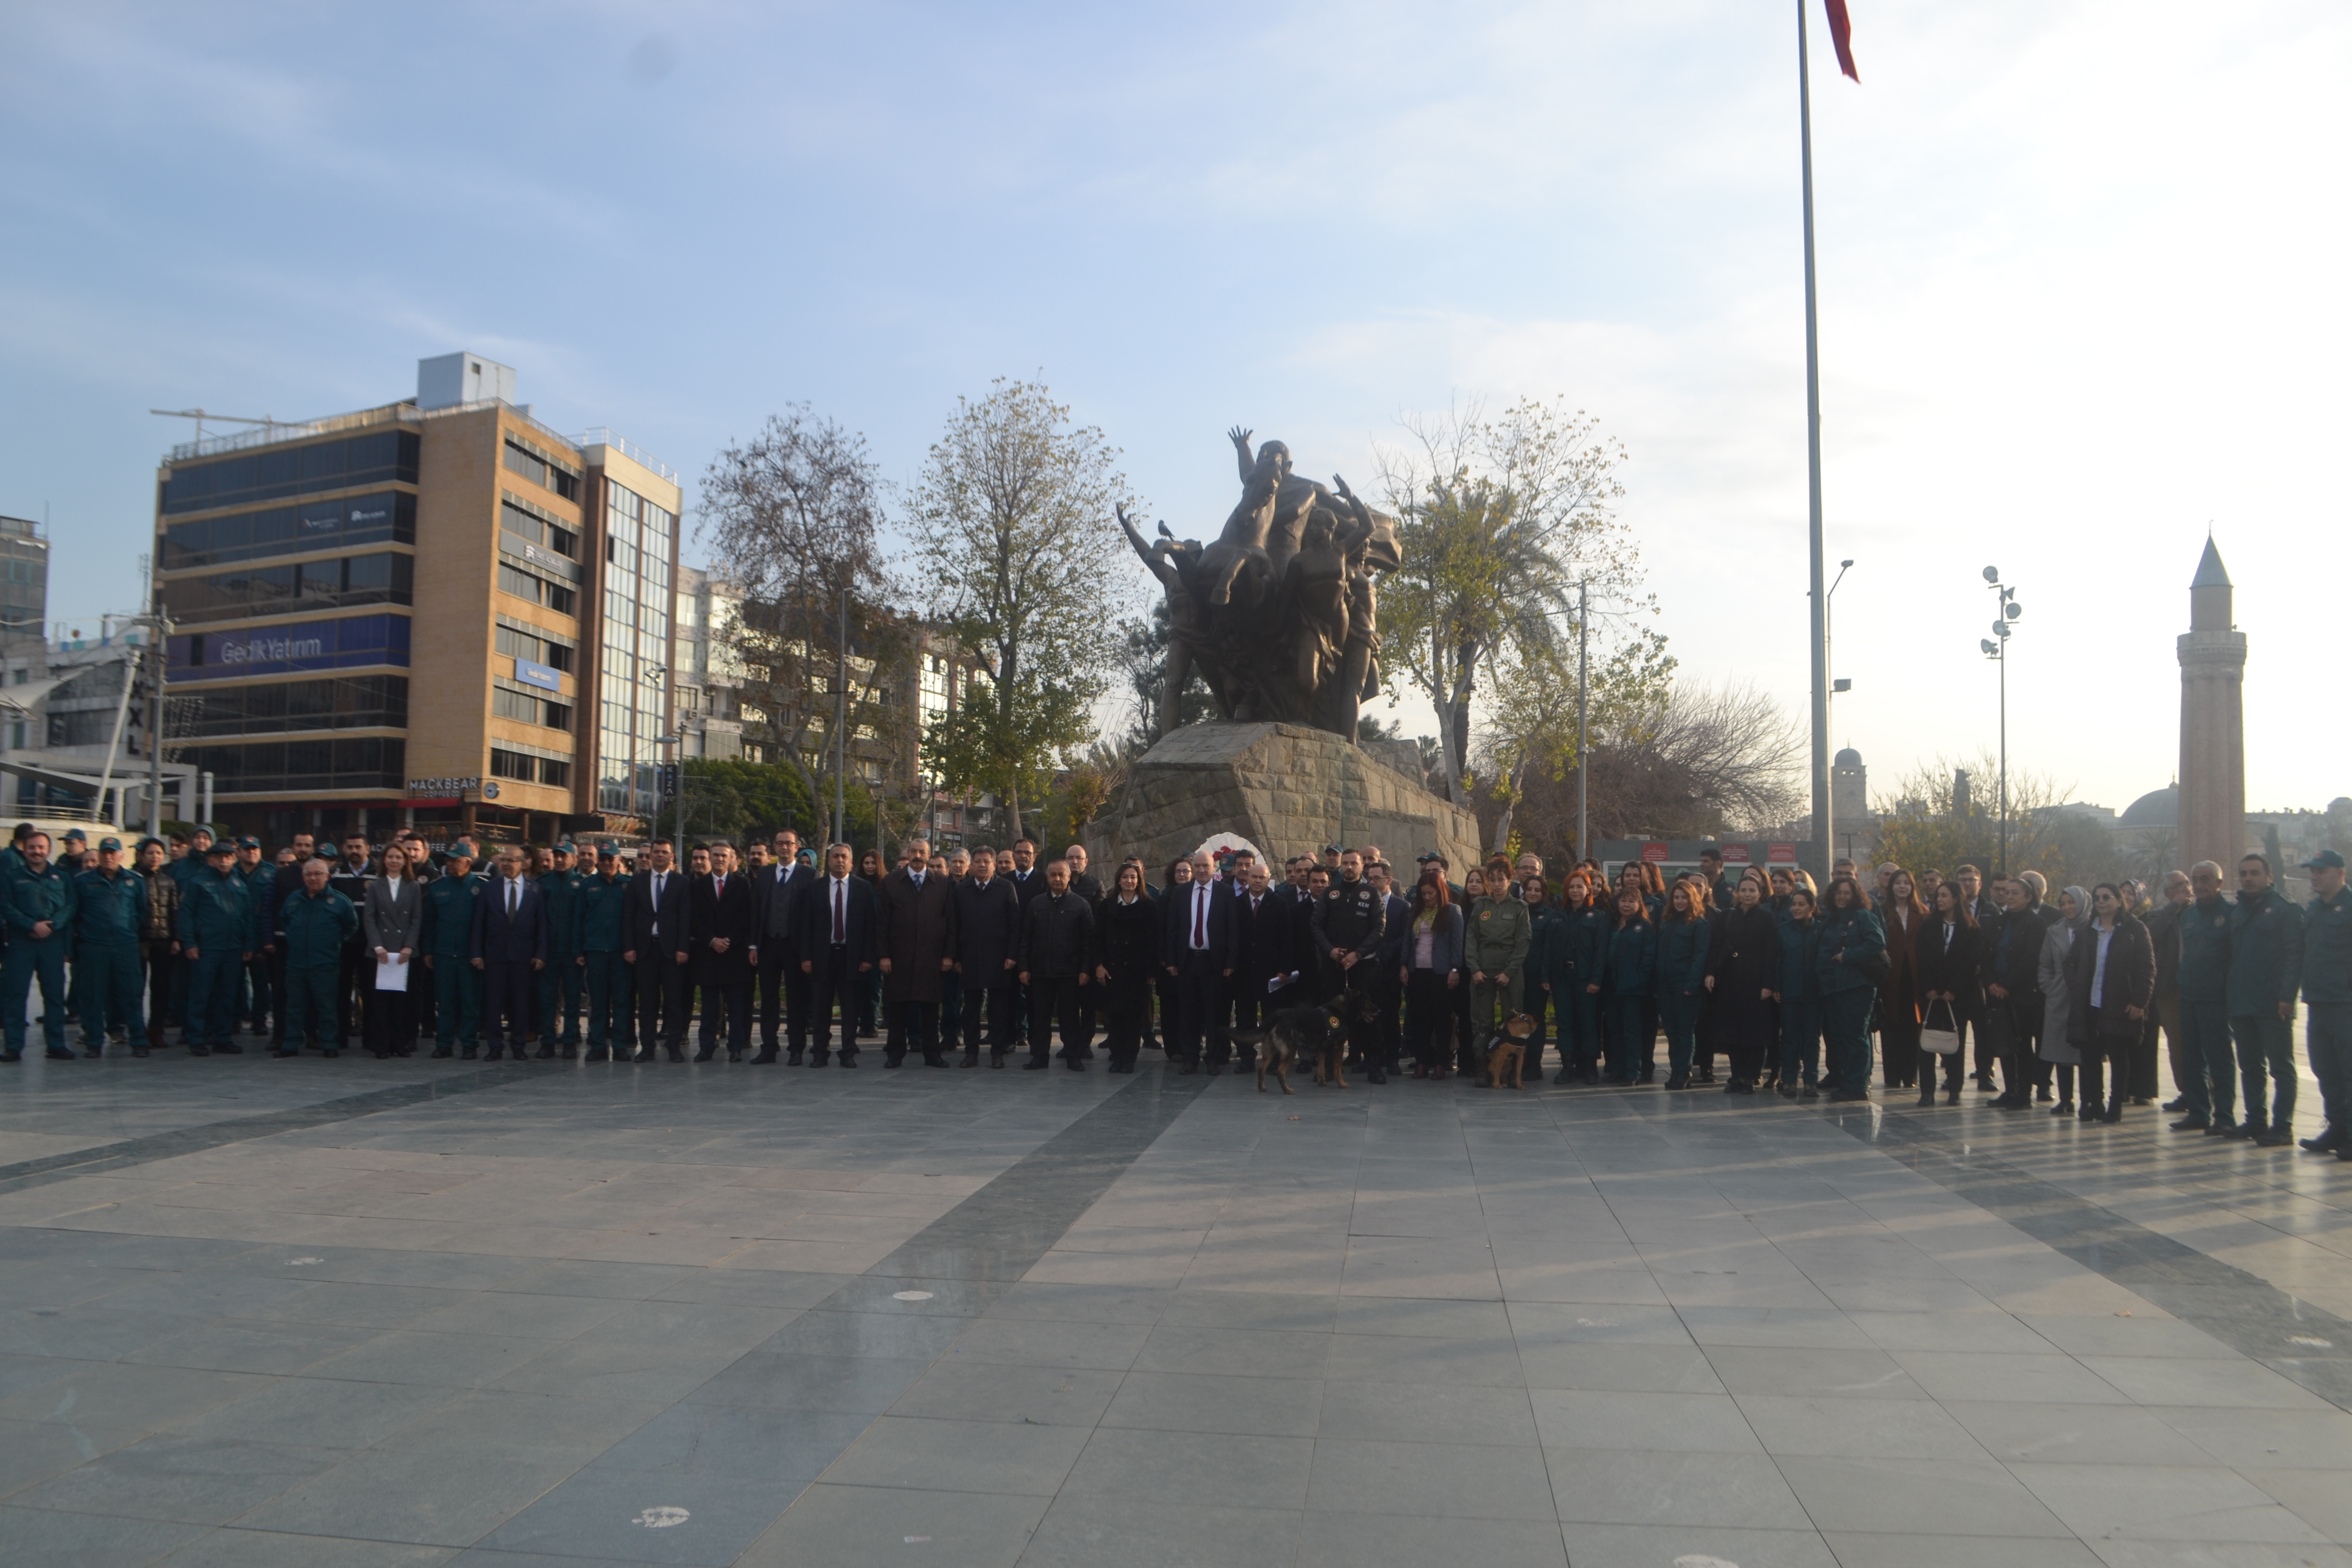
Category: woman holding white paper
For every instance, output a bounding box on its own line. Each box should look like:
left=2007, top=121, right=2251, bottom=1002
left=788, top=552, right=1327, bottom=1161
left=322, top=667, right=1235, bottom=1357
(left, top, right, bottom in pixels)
left=364, top=843, right=425, bottom=1059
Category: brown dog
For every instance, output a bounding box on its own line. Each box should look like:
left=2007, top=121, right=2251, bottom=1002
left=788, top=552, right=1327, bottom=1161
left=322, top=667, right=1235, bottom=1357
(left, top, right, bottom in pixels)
left=1479, top=1012, right=1537, bottom=1089
left=1231, top=1024, right=1297, bottom=1094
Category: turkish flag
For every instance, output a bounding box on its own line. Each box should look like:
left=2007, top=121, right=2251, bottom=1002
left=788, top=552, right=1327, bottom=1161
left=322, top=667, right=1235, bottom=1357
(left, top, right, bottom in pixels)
left=1824, top=0, right=1859, bottom=81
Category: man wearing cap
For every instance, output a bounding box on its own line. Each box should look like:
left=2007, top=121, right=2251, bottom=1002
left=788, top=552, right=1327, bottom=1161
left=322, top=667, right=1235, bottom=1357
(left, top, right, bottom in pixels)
left=420, top=844, right=484, bottom=1057
left=279, top=858, right=359, bottom=1058
left=1, top=832, right=76, bottom=1061
left=578, top=846, right=633, bottom=1061
left=177, top=839, right=251, bottom=1058
left=70, top=837, right=145, bottom=1059
left=536, top=843, right=586, bottom=1059
left=2297, top=850, right=2351, bottom=1157
left=230, top=837, right=271, bottom=1041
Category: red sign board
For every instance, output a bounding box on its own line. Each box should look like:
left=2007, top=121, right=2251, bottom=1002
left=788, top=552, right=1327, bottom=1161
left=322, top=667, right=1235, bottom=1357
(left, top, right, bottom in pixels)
left=1767, top=843, right=1798, bottom=865
left=1640, top=842, right=1670, bottom=863
left=1720, top=844, right=1752, bottom=865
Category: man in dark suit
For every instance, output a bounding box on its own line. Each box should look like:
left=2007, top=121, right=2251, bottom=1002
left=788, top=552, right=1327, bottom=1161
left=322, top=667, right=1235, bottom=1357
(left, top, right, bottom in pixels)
left=878, top=837, right=958, bottom=1068
left=691, top=841, right=757, bottom=1062
left=953, top=846, right=1021, bottom=1065
left=753, top=828, right=816, bottom=1063
left=1005, top=837, right=1044, bottom=1052
left=624, top=838, right=693, bottom=1063
left=1164, top=850, right=1234, bottom=1074
left=1227, top=861, right=1299, bottom=1071
left=799, top=841, right=877, bottom=1067
left=1366, top=859, right=1411, bottom=1084
left=470, top=845, right=547, bottom=1061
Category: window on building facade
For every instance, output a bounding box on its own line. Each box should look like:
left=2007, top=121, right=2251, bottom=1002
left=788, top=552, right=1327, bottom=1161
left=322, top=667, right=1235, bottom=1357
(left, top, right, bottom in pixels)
left=160, top=430, right=420, bottom=514
left=502, top=438, right=581, bottom=501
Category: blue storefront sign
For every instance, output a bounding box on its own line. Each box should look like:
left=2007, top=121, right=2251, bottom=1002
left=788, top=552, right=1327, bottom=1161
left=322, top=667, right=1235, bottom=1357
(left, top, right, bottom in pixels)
left=167, top=614, right=411, bottom=680
left=513, top=656, right=562, bottom=692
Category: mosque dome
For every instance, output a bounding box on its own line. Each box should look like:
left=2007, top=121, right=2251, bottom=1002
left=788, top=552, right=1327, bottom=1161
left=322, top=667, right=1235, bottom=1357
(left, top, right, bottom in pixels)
left=2120, top=786, right=2179, bottom=827
left=1833, top=747, right=1863, bottom=768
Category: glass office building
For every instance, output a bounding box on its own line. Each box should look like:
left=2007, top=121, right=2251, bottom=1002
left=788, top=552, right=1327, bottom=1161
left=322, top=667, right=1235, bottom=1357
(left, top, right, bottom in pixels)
left=595, top=479, right=674, bottom=814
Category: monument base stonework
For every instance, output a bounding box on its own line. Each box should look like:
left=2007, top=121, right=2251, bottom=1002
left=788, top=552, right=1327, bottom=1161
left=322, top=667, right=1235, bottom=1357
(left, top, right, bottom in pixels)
left=1086, top=721, right=1482, bottom=876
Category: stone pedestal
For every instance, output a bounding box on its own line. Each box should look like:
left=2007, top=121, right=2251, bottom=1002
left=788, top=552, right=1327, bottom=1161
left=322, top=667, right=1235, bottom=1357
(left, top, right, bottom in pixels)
left=1085, top=721, right=1482, bottom=876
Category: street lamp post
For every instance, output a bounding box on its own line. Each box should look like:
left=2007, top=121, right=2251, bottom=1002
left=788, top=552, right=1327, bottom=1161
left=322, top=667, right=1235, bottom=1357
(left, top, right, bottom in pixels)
left=1827, top=558, right=1854, bottom=717
left=1978, top=568, right=2023, bottom=874
left=643, top=664, right=668, bottom=841
left=1575, top=579, right=1589, bottom=863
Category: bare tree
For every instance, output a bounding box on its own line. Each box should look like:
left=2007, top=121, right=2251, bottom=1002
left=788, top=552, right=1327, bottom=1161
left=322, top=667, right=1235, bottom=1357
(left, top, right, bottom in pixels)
left=698, top=407, right=899, bottom=824
left=1492, top=679, right=1804, bottom=853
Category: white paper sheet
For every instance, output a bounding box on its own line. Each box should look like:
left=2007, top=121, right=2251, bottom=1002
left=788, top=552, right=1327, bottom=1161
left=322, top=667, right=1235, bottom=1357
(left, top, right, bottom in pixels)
left=375, top=954, right=410, bottom=992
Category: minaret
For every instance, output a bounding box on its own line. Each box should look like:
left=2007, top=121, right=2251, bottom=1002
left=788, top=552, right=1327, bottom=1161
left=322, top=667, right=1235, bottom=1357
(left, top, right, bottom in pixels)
left=2176, top=538, right=2246, bottom=871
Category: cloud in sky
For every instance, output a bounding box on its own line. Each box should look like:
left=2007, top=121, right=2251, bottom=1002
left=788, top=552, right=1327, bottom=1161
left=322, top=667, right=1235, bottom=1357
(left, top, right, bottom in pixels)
left=0, top=0, right=2342, bottom=815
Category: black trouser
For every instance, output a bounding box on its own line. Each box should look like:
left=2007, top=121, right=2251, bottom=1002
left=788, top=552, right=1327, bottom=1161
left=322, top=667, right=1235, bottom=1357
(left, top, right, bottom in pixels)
left=267, top=947, right=291, bottom=1045
left=1105, top=983, right=1148, bottom=1069
left=964, top=985, right=1016, bottom=1058
left=886, top=998, right=941, bottom=1064
left=697, top=978, right=752, bottom=1057
left=337, top=943, right=369, bottom=1045
left=243, top=951, right=272, bottom=1032
left=808, top=947, right=860, bottom=1062
left=634, top=950, right=689, bottom=1058
left=367, top=988, right=417, bottom=1056
left=481, top=959, right=535, bottom=1054
left=1364, top=964, right=1401, bottom=1072
left=2078, top=1009, right=2125, bottom=1110
left=1028, top=974, right=1085, bottom=1065
left=757, top=942, right=809, bottom=1056
left=141, top=940, right=176, bottom=1047
left=1173, top=959, right=1222, bottom=1065
left=1882, top=1019, right=1921, bottom=1086
left=1407, top=969, right=1452, bottom=1070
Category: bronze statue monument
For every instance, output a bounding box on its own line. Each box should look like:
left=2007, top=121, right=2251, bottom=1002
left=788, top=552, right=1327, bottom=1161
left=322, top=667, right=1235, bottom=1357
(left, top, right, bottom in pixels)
left=1120, top=427, right=1401, bottom=744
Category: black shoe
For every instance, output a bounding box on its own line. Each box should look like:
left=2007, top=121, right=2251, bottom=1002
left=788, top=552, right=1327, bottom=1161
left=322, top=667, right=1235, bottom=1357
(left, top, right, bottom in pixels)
left=991, top=1055, right=1006, bottom=1069
left=432, top=1046, right=454, bottom=1059
left=1828, top=1089, right=1868, bottom=1102
left=187, top=1044, right=209, bottom=1057
left=1727, top=1079, right=1755, bottom=1095
left=1801, top=1087, right=1821, bottom=1101
left=1022, top=1060, right=1049, bottom=1070
left=881, top=1057, right=901, bottom=1069
left=560, top=1045, right=577, bottom=1060
left=584, top=1048, right=610, bottom=1062
left=322, top=1048, right=339, bottom=1058
left=2163, top=1097, right=2188, bottom=1113
left=461, top=1046, right=478, bottom=1060
left=131, top=1046, right=149, bottom=1058
left=837, top=1056, right=856, bottom=1068
left=214, top=1042, right=243, bottom=1055
left=693, top=1049, right=715, bottom=1063
left=80, top=1045, right=103, bottom=1059
left=1918, top=1088, right=1937, bottom=1107
left=2171, top=1114, right=2211, bottom=1132
left=2337, top=1144, right=2352, bottom=1163
left=2078, top=1104, right=2099, bottom=1122
left=666, top=1047, right=685, bottom=1063
left=728, top=1050, right=745, bottom=1063
left=2235, top=1120, right=2268, bottom=1141
left=2101, top=1101, right=2124, bottom=1124
left=2037, top=1087, right=2054, bottom=1102
left=2053, top=1100, right=2076, bottom=1116
left=2204, top=1118, right=2238, bottom=1137
left=45, top=1048, right=77, bottom=1061
left=806, top=1056, right=829, bottom=1067
left=1777, top=1083, right=1798, bottom=1098
left=273, top=1048, right=300, bottom=1059
left=1553, top=1068, right=1575, bottom=1084
left=1367, top=1067, right=1386, bottom=1084
left=1946, top=1088, right=1960, bottom=1105
left=961, top=1054, right=980, bottom=1068
left=1665, top=1073, right=1690, bottom=1090
left=2256, top=1125, right=2294, bottom=1147
left=925, top=1057, right=950, bottom=1068
left=751, top=1050, right=777, bottom=1065
left=484, top=1048, right=505, bottom=1062
left=2300, top=1128, right=2341, bottom=1152
left=534, top=1044, right=555, bottom=1061
left=1067, top=1058, right=1087, bottom=1071
left=632, top=1050, right=657, bottom=1063
left=787, top=1050, right=804, bottom=1065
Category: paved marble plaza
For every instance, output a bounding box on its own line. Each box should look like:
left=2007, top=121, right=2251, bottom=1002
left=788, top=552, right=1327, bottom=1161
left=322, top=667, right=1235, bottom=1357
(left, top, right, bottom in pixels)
left=5, top=1047, right=2352, bottom=1568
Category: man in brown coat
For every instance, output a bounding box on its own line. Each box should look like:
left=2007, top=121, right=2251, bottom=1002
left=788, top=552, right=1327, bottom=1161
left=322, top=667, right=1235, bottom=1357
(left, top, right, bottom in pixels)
left=879, top=837, right=959, bottom=1067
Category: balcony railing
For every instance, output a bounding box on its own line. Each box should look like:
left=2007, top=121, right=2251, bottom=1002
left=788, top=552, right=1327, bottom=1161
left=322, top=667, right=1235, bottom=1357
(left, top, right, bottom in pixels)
left=577, top=428, right=679, bottom=484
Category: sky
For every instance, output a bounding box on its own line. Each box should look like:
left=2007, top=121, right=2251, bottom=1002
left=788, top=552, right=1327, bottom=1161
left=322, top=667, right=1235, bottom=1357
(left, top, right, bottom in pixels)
left=2, top=1, right=2344, bottom=818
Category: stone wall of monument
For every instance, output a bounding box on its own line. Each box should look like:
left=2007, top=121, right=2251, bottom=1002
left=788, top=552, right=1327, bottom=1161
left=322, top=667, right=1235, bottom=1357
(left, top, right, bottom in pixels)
left=1085, top=720, right=1483, bottom=875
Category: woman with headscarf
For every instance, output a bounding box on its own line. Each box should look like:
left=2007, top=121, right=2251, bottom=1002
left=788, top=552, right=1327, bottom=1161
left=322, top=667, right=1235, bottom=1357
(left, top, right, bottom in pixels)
left=2037, top=885, right=2090, bottom=1116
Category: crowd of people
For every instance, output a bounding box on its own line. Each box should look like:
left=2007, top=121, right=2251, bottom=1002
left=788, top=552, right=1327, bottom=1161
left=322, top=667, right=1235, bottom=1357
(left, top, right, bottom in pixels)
left=2, top=822, right=2343, bottom=1158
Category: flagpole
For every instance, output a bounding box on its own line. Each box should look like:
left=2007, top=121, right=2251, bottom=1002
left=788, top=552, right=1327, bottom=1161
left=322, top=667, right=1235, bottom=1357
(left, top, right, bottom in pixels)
left=1800, top=0, right=1832, bottom=883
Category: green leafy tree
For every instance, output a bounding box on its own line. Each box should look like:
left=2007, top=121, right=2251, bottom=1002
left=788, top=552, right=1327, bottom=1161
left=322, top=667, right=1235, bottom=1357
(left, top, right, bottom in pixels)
left=1378, top=398, right=1640, bottom=803
left=911, top=379, right=1138, bottom=839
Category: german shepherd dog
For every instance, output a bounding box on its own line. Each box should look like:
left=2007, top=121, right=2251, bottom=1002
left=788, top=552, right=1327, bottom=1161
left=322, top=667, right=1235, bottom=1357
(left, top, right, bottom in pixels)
left=1233, top=994, right=1360, bottom=1094
left=1479, top=1012, right=1538, bottom=1089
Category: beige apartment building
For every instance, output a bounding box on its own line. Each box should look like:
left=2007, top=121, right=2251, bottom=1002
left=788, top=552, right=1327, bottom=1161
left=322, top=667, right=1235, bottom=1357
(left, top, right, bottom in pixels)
left=152, top=354, right=682, bottom=846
